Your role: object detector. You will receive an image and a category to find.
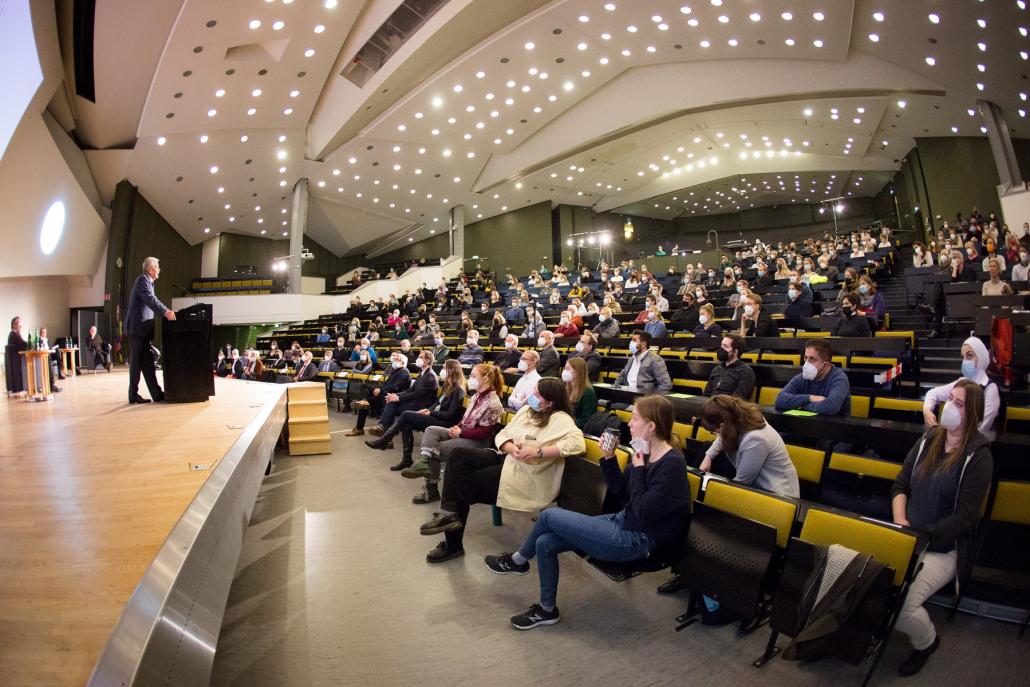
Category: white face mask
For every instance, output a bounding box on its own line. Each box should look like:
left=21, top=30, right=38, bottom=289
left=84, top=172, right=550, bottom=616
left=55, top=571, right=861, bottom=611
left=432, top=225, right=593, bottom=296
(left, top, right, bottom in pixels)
left=392, top=359, right=404, bottom=369
left=575, top=342, right=585, bottom=353
left=415, top=358, right=425, bottom=368
left=599, top=314, right=608, bottom=322
left=743, top=304, right=755, bottom=316
left=467, top=376, right=479, bottom=390
left=517, top=360, right=528, bottom=372
left=802, top=360, right=821, bottom=381
left=629, top=436, right=649, bottom=455
left=505, top=340, right=515, bottom=349
left=561, top=370, right=574, bottom=383
left=537, top=337, right=547, bottom=348
left=695, top=290, right=703, bottom=298
left=466, top=337, right=476, bottom=346
left=439, top=369, right=447, bottom=380
left=698, top=314, right=709, bottom=325
left=939, top=400, right=963, bottom=430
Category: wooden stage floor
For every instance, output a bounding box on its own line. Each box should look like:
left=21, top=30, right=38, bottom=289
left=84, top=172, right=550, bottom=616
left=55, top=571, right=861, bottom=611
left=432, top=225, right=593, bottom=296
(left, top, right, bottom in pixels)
left=0, top=371, right=283, bottom=687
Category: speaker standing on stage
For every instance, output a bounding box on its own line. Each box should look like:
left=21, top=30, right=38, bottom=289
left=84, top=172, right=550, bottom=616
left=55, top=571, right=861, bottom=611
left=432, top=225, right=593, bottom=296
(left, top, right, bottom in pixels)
left=125, top=256, right=176, bottom=404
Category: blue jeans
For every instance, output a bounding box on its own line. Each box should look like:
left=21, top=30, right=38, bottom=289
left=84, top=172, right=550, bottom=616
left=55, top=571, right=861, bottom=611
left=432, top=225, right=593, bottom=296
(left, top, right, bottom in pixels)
left=518, top=508, right=652, bottom=608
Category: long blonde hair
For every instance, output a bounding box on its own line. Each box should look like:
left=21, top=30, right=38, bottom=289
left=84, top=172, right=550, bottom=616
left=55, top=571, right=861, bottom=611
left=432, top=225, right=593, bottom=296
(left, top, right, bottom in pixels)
left=441, top=358, right=466, bottom=396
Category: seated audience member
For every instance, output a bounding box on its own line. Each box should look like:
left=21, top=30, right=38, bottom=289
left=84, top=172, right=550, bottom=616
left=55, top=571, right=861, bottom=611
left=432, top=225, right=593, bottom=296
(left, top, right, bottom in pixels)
left=891, top=380, right=992, bottom=677
left=369, top=349, right=439, bottom=438
left=490, top=312, right=509, bottom=340
left=367, top=357, right=464, bottom=469
left=692, top=303, right=722, bottom=339
left=505, top=298, right=526, bottom=324
left=643, top=306, right=668, bottom=339
left=922, top=337, right=1000, bottom=432
left=614, top=331, right=673, bottom=394
left=485, top=395, right=688, bottom=629
left=242, top=350, right=266, bottom=381
left=591, top=307, right=620, bottom=339
left=913, top=242, right=935, bottom=267
left=949, top=250, right=977, bottom=282
left=582, top=303, right=601, bottom=330
left=419, top=378, right=586, bottom=564
left=553, top=312, right=579, bottom=338
left=783, top=282, right=813, bottom=319
left=559, top=353, right=600, bottom=432
left=344, top=351, right=414, bottom=436
left=521, top=306, right=546, bottom=341
left=536, top=331, right=561, bottom=377
left=403, top=364, right=505, bottom=502
left=431, top=334, right=450, bottom=364
left=508, top=350, right=542, bottom=410
left=703, top=334, right=755, bottom=399
left=738, top=293, right=779, bottom=337
left=316, top=327, right=331, bottom=343
left=857, top=275, right=887, bottom=323
left=353, top=348, right=374, bottom=374
left=229, top=349, right=245, bottom=378
left=568, top=333, right=601, bottom=381
left=1013, top=246, right=1030, bottom=281
left=832, top=292, right=873, bottom=337
left=412, top=319, right=434, bottom=344
left=214, top=350, right=229, bottom=377
left=495, top=334, right=522, bottom=371
left=85, top=325, right=112, bottom=371
left=754, top=263, right=774, bottom=287
left=982, top=258, right=1014, bottom=295
left=266, top=349, right=288, bottom=372
left=331, top=337, right=350, bottom=365
left=980, top=241, right=1006, bottom=273
left=398, top=339, right=413, bottom=358
left=293, top=351, right=318, bottom=382
left=699, top=395, right=800, bottom=496
left=458, top=330, right=485, bottom=366
left=774, top=338, right=851, bottom=416
left=317, top=350, right=339, bottom=374
left=669, top=292, right=699, bottom=331
left=350, top=338, right=378, bottom=364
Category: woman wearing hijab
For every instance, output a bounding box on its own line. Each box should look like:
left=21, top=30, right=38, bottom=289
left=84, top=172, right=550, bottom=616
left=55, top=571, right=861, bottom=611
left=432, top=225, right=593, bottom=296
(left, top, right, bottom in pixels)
left=922, top=336, right=1000, bottom=432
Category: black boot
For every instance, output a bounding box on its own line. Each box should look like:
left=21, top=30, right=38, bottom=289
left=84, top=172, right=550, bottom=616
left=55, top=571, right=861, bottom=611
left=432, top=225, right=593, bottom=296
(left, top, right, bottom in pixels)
left=391, top=430, right=415, bottom=471
left=365, top=420, right=401, bottom=450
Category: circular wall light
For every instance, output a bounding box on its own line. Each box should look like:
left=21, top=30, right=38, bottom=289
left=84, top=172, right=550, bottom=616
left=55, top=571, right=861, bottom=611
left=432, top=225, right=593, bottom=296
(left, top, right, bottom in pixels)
left=40, top=201, right=66, bottom=255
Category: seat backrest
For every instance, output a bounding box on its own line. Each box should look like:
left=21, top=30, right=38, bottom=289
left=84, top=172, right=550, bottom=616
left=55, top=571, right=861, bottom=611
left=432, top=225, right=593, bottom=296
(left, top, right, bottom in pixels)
left=800, top=508, right=917, bottom=586
left=990, top=481, right=1030, bottom=525
left=827, top=452, right=902, bottom=481
left=757, top=386, right=781, bottom=407
left=583, top=436, right=630, bottom=469
left=703, top=480, right=798, bottom=548
left=785, top=444, right=825, bottom=484
left=851, top=394, right=870, bottom=419
left=686, top=469, right=702, bottom=508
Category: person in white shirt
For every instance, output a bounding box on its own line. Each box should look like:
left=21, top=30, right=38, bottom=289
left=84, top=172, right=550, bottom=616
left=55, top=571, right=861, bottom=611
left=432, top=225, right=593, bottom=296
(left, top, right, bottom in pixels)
left=1012, top=247, right=1030, bottom=282
left=922, top=336, right=1000, bottom=433
left=508, top=350, right=542, bottom=410
left=652, top=284, right=670, bottom=313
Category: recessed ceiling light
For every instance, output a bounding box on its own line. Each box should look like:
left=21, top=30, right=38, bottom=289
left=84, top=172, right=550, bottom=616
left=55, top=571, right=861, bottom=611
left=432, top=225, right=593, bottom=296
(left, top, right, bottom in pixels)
left=717, top=15, right=728, bottom=23
left=277, top=150, right=287, bottom=160
left=785, top=38, right=795, bottom=46
left=604, top=2, right=616, bottom=11
left=563, top=81, right=574, bottom=91
left=813, top=11, right=825, bottom=21
left=304, top=48, right=315, bottom=57
left=156, top=136, right=166, bottom=145
left=475, top=70, right=486, bottom=78
left=577, top=42, right=587, bottom=50
left=284, top=107, right=293, bottom=114
left=199, top=134, right=208, bottom=143
left=658, top=23, right=668, bottom=30
left=579, top=15, right=589, bottom=23
left=897, top=99, right=907, bottom=108
left=978, top=19, right=987, bottom=28
left=687, top=18, right=699, bottom=27
left=251, top=88, right=262, bottom=97
left=240, top=135, right=248, bottom=142
left=324, top=0, right=337, bottom=8
left=601, top=32, right=611, bottom=40
left=872, top=12, right=885, bottom=22
left=781, top=11, right=793, bottom=20
left=599, top=57, right=609, bottom=65
left=249, top=19, right=261, bottom=30
left=442, top=148, right=452, bottom=157
left=453, top=84, right=463, bottom=93
left=928, top=13, right=940, bottom=24
left=314, top=24, right=325, bottom=34
left=524, top=41, right=535, bottom=50
left=207, top=108, right=217, bottom=117
left=727, top=38, right=738, bottom=46
left=813, top=39, right=824, bottom=47
left=272, top=20, right=285, bottom=30
left=749, top=12, right=761, bottom=21
left=925, top=56, right=936, bottom=66
left=203, top=227, right=210, bottom=233
left=210, top=166, right=218, bottom=174
left=868, top=33, right=879, bottom=42
left=627, top=25, right=637, bottom=32
left=214, top=88, right=226, bottom=98
left=803, top=107, right=813, bottom=116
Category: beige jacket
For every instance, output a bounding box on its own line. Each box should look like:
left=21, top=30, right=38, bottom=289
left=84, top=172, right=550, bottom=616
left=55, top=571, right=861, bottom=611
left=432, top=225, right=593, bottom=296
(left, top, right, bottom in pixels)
left=494, top=406, right=586, bottom=512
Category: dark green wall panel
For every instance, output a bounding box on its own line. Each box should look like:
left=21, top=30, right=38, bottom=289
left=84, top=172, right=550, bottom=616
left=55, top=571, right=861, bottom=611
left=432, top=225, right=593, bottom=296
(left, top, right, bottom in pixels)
left=464, top=201, right=553, bottom=277
left=369, top=231, right=450, bottom=267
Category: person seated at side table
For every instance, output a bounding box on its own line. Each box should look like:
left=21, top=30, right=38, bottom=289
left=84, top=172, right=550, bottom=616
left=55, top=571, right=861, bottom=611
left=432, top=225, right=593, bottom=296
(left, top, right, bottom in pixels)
left=85, top=325, right=112, bottom=371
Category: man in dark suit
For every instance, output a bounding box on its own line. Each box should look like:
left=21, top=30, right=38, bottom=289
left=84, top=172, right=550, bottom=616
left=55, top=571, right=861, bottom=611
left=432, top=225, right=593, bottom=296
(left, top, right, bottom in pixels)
left=228, top=349, right=246, bottom=378
left=318, top=350, right=340, bottom=375
left=344, top=351, right=413, bottom=436
left=293, top=351, right=319, bottom=382
left=367, top=349, right=439, bottom=438
left=124, top=257, right=175, bottom=403
left=214, top=351, right=229, bottom=377
left=536, top=330, right=561, bottom=377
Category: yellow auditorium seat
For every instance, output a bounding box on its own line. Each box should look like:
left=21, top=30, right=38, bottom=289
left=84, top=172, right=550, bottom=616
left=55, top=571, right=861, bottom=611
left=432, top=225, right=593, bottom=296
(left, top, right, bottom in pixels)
left=703, top=480, right=799, bottom=549
left=757, top=386, right=781, bottom=407
left=800, top=507, right=919, bottom=586
left=785, top=444, right=825, bottom=486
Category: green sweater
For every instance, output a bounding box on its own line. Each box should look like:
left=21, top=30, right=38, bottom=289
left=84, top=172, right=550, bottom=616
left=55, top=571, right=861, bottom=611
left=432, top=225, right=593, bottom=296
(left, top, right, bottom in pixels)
left=572, top=385, right=599, bottom=429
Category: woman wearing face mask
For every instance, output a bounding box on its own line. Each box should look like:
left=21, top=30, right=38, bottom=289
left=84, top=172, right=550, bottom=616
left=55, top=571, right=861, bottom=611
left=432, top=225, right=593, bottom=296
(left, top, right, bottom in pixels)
left=913, top=242, right=935, bottom=268
left=367, top=358, right=467, bottom=468
left=890, top=380, right=992, bottom=677
left=693, top=284, right=708, bottom=305
left=643, top=305, right=667, bottom=339
left=783, top=282, right=813, bottom=319
left=922, top=337, right=1000, bottom=432
left=835, top=267, right=859, bottom=304
left=856, top=275, right=886, bottom=323
left=698, top=395, right=800, bottom=497
left=831, top=292, right=872, bottom=337
left=774, top=258, right=792, bottom=281
left=483, top=395, right=689, bottom=630
left=490, top=312, right=508, bottom=340
left=420, top=378, right=586, bottom=565
left=692, top=303, right=723, bottom=339
left=554, top=312, right=580, bottom=338
left=1013, top=245, right=1030, bottom=281
left=562, top=357, right=597, bottom=429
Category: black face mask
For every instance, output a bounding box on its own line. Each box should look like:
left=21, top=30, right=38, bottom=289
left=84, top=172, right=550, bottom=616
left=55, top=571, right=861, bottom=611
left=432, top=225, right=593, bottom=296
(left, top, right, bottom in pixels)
left=842, top=306, right=854, bottom=317
left=716, top=347, right=731, bottom=364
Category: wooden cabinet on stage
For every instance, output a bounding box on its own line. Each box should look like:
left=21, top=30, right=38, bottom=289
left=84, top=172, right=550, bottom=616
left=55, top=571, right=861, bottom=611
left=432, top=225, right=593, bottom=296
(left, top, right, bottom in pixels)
left=287, top=383, right=331, bottom=455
